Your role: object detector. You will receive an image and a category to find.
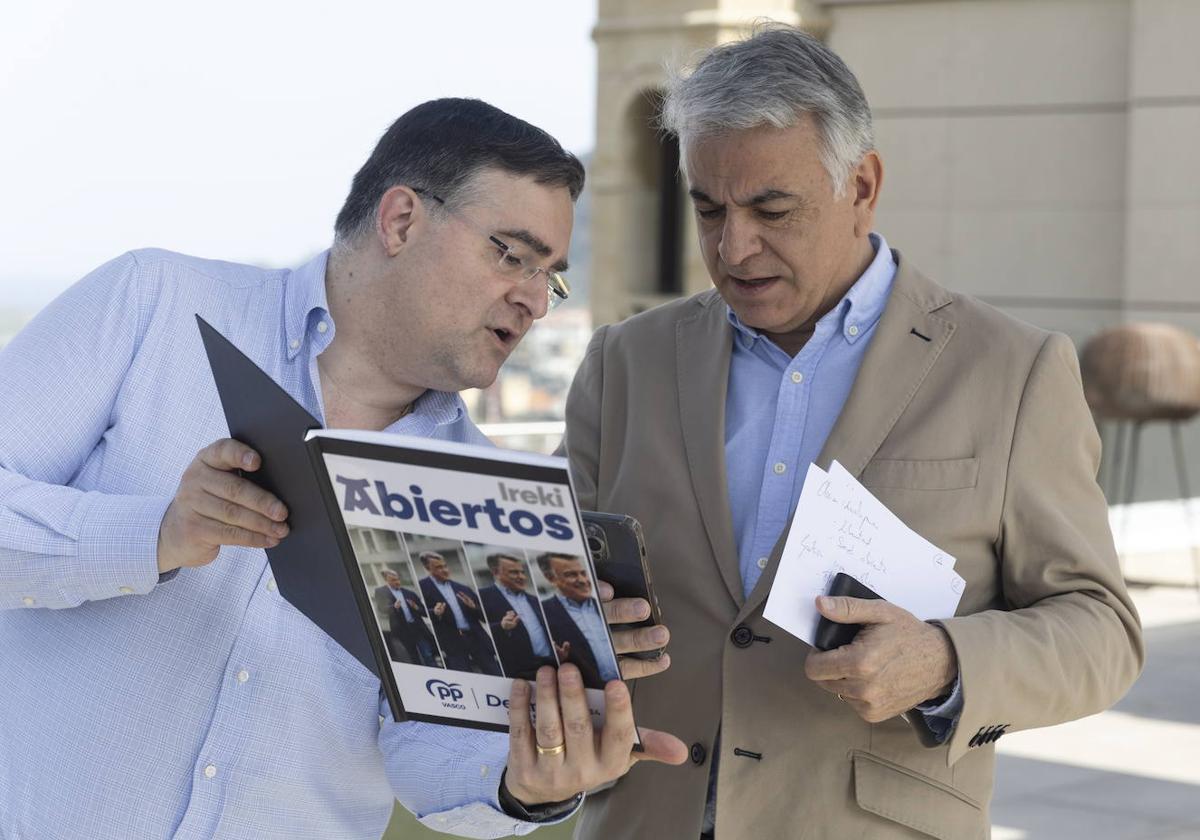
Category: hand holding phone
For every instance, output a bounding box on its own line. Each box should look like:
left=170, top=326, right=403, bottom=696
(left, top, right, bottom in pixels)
left=813, top=572, right=883, bottom=651
left=582, top=511, right=666, bottom=662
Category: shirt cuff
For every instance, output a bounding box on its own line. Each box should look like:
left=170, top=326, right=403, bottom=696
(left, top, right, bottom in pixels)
left=64, top=493, right=172, bottom=606
left=913, top=673, right=964, bottom=744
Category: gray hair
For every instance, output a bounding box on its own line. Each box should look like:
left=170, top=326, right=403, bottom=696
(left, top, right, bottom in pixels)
left=661, top=24, right=874, bottom=197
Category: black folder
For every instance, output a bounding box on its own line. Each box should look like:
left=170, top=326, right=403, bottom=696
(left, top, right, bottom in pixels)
left=196, top=315, right=402, bottom=719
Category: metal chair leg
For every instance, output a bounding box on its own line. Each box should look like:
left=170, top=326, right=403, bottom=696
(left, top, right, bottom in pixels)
left=1107, top=420, right=1128, bottom=502
left=1168, top=422, right=1200, bottom=596
left=1116, top=422, right=1144, bottom=576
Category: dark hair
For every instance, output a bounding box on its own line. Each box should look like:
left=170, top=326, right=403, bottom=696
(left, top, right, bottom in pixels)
left=486, top=552, right=524, bottom=572
left=418, top=551, right=444, bottom=569
left=535, top=552, right=579, bottom=577
left=334, top=98, right=585, bottom=244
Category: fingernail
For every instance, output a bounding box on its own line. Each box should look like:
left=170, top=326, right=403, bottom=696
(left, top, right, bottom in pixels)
left=270, top=502, right=286, bottom=520
left=511, top=680, right=528, bottom=699
left=651, top=627, right=669, bottom=644
left=242, top=452, right=255, bottom=468
left=273, top=523, right=289, bottom=537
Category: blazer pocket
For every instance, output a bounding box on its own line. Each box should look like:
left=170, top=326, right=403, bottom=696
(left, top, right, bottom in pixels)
left=852, top=751, right=983, bottom=840
left=860, top=457, right=978, bottom=491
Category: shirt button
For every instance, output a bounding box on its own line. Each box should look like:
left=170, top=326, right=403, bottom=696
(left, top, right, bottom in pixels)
left=21, top=596, right=35, bottom=607
left=773, top=462, right=787, bottom=475
left=118, top=586, right=134, bottom=595
left=203, top=764, right=217, bottom=779
left=317, top=321, right=329, bottom=333
left=289, top=339, right=300, bottom=350
left=848, top=324, right=860, bottom=337
left=790, top=371, right=803, bottom=384
left=480, top=765, right=489, bottom=778
left=236, top=669, right=250, bottom=684
left=756, top=556, right=768, bottom=570
left=267, top=578, right=277, bottom=592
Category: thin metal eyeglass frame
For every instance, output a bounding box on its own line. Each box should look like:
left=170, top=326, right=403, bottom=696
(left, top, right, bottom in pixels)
left=411, top=187, right=570, bottom=310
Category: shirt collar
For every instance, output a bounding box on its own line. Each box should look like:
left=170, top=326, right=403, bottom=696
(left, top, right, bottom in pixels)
left=284, top=250, right=466, bottom=431
left=284, top=249, right=332, bottom=361
left=725, top=232, right=896, bottom=349
left=557, top=594, right=596, bottom=613
left=387, top=389, right=467, bottom=434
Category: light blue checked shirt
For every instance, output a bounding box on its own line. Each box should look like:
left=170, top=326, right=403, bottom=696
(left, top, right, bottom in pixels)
left=0, top=249, right=557, bottom=839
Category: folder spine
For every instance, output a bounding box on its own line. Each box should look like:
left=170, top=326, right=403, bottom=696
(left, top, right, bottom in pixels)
left=304, top=436, right=407, bottom=722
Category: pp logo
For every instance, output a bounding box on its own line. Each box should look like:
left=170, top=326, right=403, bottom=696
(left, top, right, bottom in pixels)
left=426, top=679, right=465, bottom=703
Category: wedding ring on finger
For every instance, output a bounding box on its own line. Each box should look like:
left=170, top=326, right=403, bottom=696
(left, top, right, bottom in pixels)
left=536, top=741, right=566, bottom=756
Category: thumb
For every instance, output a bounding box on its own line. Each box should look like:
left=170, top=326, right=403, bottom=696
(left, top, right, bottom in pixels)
left=815, top=595, right=895, bottom=625
left=633, top=728, right=690, bottom=766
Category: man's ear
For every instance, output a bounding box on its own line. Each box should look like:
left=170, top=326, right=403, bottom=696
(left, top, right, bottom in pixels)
left=851, top=150, right=883, bottom=239
left=376, top=185, right=422, bottom=257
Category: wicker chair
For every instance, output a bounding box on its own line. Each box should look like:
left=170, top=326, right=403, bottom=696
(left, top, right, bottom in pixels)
left=1079, top=323, right=1200, bottom=590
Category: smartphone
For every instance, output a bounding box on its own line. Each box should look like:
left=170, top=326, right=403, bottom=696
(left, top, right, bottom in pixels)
left=813, top=572, right=882, bottom=651
left=581, top=510, right=665, bottom=659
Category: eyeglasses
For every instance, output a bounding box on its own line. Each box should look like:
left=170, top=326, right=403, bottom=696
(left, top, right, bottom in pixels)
left=412, top=188, right=570, bottom=312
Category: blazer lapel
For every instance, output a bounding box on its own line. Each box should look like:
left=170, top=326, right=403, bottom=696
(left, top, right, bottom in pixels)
left=737, top=255, right=957, bottom=623
left=676, top=293, right=743, bottom=609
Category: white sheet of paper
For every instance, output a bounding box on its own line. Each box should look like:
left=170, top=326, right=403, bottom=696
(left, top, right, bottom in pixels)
left=763, top=461, right=964, bottom=646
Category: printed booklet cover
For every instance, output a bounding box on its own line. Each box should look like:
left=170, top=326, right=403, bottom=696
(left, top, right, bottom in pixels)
left=197, top=316, right=626, bottom=735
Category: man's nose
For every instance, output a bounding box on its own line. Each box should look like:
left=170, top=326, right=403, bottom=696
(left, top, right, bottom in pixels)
left=507, top=272, right=549, bottom=320
left=717, top=214, right=763, bottom=268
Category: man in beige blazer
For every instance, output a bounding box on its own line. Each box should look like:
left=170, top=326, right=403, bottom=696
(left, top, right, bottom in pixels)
left=563, top=26, right=1143, bottom=840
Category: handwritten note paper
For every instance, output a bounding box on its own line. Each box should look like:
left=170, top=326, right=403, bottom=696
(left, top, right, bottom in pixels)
left=763, top=461, right=964, bottom=646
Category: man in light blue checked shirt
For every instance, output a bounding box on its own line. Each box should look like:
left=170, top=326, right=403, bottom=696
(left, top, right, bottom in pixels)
left=0, top=98, right=686, bottom=840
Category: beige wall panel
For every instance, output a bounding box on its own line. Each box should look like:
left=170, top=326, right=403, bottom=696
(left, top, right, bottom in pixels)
left=947, top=112, right=1126, bottom=208
left=1124, top=205, right=1200, bottom=303
left=1124, top=102, right=1200, bottom=303
left=1129, top=0, right=1200, bottom=98
left=872, top=117, right=952, bottom=208
left=827, top=0, right=1129, bottom=110
left=1126, top=105, right=1200, bottom=205
left=872, top=209, right=951, bottom=284
left=945, top=207, right=1125, bottom=298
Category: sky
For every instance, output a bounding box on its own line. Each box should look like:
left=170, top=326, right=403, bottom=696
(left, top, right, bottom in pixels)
left=0, top=0, right=598, bottom=314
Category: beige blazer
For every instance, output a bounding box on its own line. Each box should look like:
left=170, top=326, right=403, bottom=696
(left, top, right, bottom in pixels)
left=563, top=254, right=1143, bottom=840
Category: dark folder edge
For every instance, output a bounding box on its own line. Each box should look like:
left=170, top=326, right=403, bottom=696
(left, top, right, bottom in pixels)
left=195, top=314, right=405, bottom=722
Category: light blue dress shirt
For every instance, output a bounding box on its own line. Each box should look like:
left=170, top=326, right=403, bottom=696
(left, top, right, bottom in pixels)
left=501, top=587, right=553, bottom=658
left=389, top=586, right=415, bottom=623
left=0, top=249, right=555, bottom=839
left=433, top=577, right=472, bottom=630
left=555, top=595, right=620, bottom=683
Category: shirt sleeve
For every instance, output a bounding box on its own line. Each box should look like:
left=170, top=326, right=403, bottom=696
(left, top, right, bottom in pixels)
left=913, top=673, right=964, bottom=744
left=0, top=253, right=171, bottom=610
left=376, top=697, right=580, bottom=838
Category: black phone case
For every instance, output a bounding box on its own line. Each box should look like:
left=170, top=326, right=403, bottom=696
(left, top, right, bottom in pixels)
left=813, top=572, right=882, bottom=651
left=581, top=511, right=665, bottom=660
